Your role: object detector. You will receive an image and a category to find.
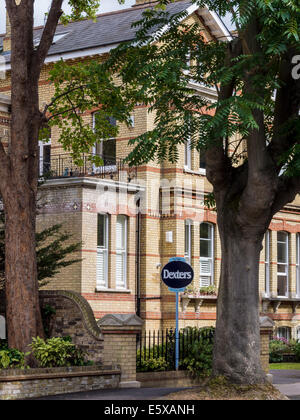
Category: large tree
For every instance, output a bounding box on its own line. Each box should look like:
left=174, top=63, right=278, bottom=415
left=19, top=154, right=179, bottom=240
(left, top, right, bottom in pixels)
left=49, top=0, right=300, bottom=384
left=0, top=0, right=126, bottom=359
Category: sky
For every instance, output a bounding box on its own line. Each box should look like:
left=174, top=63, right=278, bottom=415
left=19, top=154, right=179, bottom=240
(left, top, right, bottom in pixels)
left=0, top=0, right=135, bottom=34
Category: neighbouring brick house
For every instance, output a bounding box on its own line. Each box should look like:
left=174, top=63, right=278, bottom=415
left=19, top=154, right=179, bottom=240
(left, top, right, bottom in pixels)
left=0, top=0, right=299, bottom=341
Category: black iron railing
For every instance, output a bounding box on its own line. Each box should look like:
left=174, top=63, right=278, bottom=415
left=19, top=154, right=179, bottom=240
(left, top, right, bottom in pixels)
left=137, top=327, right=215, bottom=372
left=39, top=153, right=137, bottom=183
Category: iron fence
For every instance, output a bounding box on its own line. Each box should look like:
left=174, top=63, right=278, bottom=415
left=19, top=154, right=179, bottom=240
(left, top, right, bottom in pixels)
left=137, top=327, right=215, bottom=372
left=39, top=153, right=137, bottom=183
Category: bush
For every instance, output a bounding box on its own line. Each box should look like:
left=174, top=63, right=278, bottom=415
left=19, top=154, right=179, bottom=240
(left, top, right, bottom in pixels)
left=269, top=338, right=291, bottom=363
left=0, top=347, right=27, bottom=369
left=291, top=342, right=300, bottom=362
left=180, top=330, right=214, bottom=378
left=30, top=336, right=87, bottom=368
left=137, top=354, right=168, bottom=372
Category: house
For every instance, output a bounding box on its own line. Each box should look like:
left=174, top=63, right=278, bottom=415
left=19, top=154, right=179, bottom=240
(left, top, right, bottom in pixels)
left=0, top=0, right=300, bottom=340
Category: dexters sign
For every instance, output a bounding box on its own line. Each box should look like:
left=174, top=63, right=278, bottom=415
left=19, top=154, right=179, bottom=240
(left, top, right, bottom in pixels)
left=161, top=257, right=194, bottom=371
left=161, top=259, right=194, bottom=290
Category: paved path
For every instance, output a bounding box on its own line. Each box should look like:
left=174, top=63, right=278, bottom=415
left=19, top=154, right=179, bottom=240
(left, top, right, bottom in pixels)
left=31, top=387, right=190, bottom=400
left=271, top=369, right=300, bottom=400
left=31, top=370, right=300, bottom=400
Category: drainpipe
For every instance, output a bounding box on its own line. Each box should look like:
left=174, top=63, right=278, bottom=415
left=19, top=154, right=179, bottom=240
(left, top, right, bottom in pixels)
left=136, top=198, right=141, bottom=317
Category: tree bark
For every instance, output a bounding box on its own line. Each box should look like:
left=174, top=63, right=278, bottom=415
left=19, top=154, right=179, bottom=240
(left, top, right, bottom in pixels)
left=212, top=207, right=268, bottom=384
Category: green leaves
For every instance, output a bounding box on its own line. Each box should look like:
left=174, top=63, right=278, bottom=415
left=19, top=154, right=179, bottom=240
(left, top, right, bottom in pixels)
left=48, top=0, right=299, bottom=181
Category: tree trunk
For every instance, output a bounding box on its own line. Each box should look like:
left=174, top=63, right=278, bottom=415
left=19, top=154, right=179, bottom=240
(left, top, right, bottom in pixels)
left=212, top=212, right=267, bottom=384
left=4, top=184, right=44, bottom=355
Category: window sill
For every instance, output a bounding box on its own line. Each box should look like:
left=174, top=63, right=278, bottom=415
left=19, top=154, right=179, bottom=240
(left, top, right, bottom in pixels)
left=184, top=167, right=206, bottom=176
left=95, top=287, right=132, bottom=294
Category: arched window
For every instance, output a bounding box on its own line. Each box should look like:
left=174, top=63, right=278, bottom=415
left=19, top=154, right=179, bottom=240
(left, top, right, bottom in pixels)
left=277, top=231, right=289, bottom=297
left=200, top=223, right=214, bottom=287
left=0, top=315, right=6, bottom=340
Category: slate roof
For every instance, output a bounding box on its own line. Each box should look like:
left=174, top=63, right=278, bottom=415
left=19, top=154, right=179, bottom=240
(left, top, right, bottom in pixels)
left=0, top=0, right=193, bottom=60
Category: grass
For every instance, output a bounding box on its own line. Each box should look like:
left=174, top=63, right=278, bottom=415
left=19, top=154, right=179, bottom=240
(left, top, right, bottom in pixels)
left=270, top=363, right=300, bottom=370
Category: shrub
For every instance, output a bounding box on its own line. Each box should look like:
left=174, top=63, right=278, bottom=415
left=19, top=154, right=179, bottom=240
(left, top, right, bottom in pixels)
left=0, top=347, right=27, bottom=369
left=30, top=336, right=87, bottom=368
left=180, top=332, right=214, bottom=378
left=269, top=339, right=291, bottom=363
left=137, top=354, right=168, bottom=372
left=291, top=342, right=300, bottom=362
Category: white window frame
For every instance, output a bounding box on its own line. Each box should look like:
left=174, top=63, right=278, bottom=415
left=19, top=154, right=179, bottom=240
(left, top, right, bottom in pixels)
left=116, top=215, right=128, bottom=290
left=39, top=139, right=51, bottom=176
left=297, top=233, right=300, bottom=298
left=92, top=112, right=117, bottom=173
left=277, top=231, right=289, bottom=298
left=184, top=220, right=192, bottom=265
left=265, top=230, right=270, bottom=297
left=199, top=223, right=214, bottom=288
left=184, top=136, right=192, bottom=170
left=96, top=214, right=109, bottom=289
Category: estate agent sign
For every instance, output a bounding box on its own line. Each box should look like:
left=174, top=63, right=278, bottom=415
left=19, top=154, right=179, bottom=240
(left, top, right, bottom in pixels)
left=161, top=257, right=194, bottom=370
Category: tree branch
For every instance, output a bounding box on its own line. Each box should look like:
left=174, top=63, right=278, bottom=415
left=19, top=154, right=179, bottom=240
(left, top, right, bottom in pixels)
left=271, top=175, right=300, bottom=215
left=35, top=0, right=64, bottom=71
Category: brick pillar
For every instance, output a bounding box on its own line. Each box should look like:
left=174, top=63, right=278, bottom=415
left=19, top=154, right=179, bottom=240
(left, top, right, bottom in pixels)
left=260, top=316, right=275, bottom=380
left=98, top=314, right=143, bottom=388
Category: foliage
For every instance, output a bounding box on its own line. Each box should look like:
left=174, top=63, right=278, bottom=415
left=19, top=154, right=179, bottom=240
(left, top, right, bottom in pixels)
left=180, top=327, right=215, bottom=377
left=184, top=284, right=217, bottom=296
left=0, top=346, right=28, bottom=369
left=49, top=0, right=300, bottom=181
left=269, top=338, right=292, bottom=363
left=137, top=348, right=168, bottom=372
left=30, top=336, right=87, bottom=368
left=291, top=342, right=300, bottom=362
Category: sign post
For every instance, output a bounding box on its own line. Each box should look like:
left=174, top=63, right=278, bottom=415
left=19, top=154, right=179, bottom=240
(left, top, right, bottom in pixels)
left=161, top=257, right=194, bottom=370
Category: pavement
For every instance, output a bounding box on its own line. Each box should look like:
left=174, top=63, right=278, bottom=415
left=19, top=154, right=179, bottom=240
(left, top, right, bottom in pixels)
left=31, top=387, right=190, bottom=400
left=30, top=370, right=300, bottom=400
left=271, top=369, right=300, bottom=400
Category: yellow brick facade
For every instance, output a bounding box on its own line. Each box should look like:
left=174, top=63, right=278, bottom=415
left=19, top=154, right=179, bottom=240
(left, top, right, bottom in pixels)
left=0, top=6, right=299, bottom=342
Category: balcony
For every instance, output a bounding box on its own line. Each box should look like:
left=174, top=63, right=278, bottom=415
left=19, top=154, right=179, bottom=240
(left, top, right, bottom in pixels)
left=39, top=153, right=137, bottom=183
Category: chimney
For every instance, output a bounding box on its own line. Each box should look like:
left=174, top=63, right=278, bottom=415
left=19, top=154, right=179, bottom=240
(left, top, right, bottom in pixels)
left=3, top=11, right=11, bottom=53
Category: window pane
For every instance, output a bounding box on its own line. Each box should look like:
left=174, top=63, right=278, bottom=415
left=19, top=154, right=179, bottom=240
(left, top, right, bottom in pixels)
left=200, top=240, right=211, bottom=258
left=278, top=264, right=287, bottom=274
left=97, top=215, right=105, bottom=247
left=278, top=232, right=287, bottom=243
left=103, top=139, right=116, bottom=161
left=277, top=276, right=288, bottom=296
left=200, top=223, right=210, bottom=239
left=200, top=152, right=206, bottom=170
left=277, top=242, right=286, bottom=263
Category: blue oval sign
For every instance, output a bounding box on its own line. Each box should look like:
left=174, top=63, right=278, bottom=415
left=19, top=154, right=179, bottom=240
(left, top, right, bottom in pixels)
left=161, top=260, right=194, bottom=289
